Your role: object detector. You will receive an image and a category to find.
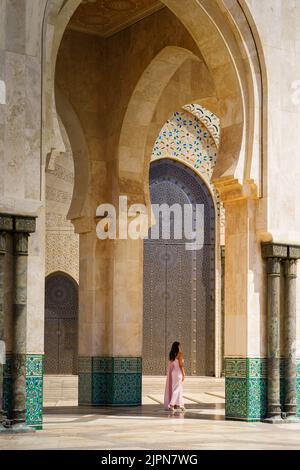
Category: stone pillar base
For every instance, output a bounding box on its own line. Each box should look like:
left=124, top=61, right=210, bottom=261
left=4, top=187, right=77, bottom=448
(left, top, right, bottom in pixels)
left=263, top=416, right=284, bottom=424
left=282, top=416, right=300, bottom=424
left=225, top=357, right=300, bottom=422
left=1, top=423, right=35, bottom=433
left=78, top=357, right=142, bottom=406
left=225, top=358, right=267, bottom=422
left=3, top=354, right=43, bottom=430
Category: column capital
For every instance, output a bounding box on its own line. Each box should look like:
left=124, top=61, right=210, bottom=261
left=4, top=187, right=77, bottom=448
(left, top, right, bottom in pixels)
left=13, top=232, right=30, bottom=256
left=288, top=245, right=300, bottom=260
left=0, top=233, right=6, bottom=255
left=71, top=216, right=96, bottom=234
left=266, top=257, right=281, bottom=276
left=0, top=215, right=13, bottom=232
left=284, top=258, right=298, bottom=279
left=14, top=216, right=36, bottom=234
left=261, top=242, right=288, bottom=260
left=213, top=177, right=258, bottom=204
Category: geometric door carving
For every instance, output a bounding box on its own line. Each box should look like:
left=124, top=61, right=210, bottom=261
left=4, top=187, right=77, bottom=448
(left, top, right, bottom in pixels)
left=143, top=160, right=215, bottom=376
left=44, top=272, right=78, bottom=375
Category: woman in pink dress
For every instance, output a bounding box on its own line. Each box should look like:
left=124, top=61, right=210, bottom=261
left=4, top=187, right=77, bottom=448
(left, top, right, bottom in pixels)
left=164, top=341, right=186, bottom=412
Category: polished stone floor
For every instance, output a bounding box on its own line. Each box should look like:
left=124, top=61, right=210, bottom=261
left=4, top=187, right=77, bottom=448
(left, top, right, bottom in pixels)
left=1, top=377, right=300, bottom=450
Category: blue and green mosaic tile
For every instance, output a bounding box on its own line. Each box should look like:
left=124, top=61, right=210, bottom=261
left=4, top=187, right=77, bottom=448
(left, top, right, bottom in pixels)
left=3, top=354, right=43, bottom=429
left=225, top=358, right=267, bottom=421
left=78, top=356, right=142, bottom=407
left=225, top=357, right=300, bottom=422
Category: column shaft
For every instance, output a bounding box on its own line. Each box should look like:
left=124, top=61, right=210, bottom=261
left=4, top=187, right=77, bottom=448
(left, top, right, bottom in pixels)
left=11, top=232, right=29, bottom=425
left=221, top=246, right=225, bottom=376
left=0, top=233, right=6, bottom=424
left=266, top=257, right=282, bottom=420
left=284, top=259, right=298, bottom=417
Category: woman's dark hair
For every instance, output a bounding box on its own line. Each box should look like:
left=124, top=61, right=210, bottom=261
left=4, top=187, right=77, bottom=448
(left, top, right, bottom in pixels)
left=169, top=342, right=180, bottom=361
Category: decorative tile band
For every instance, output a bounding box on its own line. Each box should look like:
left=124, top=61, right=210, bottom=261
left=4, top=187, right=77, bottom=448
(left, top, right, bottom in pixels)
left=78, top=357, right=142, bottom=407
left=225, top=358, right=266, bottom=421
left=3, top=354, right=43, bottom=430
left=225, top=357, right=300, bottom=422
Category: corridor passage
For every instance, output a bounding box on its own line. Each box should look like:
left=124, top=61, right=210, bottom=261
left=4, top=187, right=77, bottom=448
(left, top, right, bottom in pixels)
left=1, top=378, right=300, bottom=450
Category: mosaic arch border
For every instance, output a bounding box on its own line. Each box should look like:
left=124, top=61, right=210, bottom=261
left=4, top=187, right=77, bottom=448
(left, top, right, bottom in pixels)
left=151, top=104, right=224, bottom=223
left=182, top=103, right=221, bottom=148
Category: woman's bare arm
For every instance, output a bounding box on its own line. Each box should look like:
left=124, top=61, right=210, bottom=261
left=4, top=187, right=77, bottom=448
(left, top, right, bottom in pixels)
left=178, top=352, right=185, bottom=381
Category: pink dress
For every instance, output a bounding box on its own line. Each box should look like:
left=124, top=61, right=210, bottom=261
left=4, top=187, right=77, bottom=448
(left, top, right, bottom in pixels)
left=164, top=358, right=184, bottom=410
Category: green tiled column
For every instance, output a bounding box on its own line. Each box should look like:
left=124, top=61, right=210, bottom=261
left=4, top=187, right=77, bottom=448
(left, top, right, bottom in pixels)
left=25, top=355, right=43, bottom=429
left=297, top=361, right=300, bottom=417
left=226, top=357, right=300, bottom=421
left=225, top=358, right=267, bottom=422
left=3, top=354, right=43, bottom=430
left=79, top=357, right=142, bottom=406
left=0, top=216, right=13, bottom=431
left=0, top=230, right=7, bottom=430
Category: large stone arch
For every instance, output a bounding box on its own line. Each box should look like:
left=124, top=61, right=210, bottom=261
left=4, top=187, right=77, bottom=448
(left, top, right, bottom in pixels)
left=43, top=0, right=266, bottom=202
left=42, top=0, right=82, bottom=166
left=55, top=87, right=90, bottom=221
left=117, top=46, right=212, bottom=202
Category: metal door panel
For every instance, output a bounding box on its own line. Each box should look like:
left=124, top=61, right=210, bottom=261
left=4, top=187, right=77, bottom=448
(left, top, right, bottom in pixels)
left=143, top=244, right=167, bottom=375
left=59, top=318, right=78, bottom=374
left=45, top=273, right=78, bottom=375
left=44, top=318, right=59, bottom=374
left=143, top=160, right=216, bottom=376
left=166, top=244, right=193, bottom=375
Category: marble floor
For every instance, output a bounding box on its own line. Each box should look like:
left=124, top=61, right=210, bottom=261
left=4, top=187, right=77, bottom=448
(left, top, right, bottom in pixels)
left=1, top=377, right=300, bottom=450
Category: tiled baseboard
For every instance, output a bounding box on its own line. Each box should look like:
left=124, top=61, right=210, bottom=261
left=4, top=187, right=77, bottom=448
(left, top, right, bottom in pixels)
left=3, top=354, right=43, bottom=429
left=225, top=357, right=300, bottom=422
left=78, top=357, right=142, bottom=406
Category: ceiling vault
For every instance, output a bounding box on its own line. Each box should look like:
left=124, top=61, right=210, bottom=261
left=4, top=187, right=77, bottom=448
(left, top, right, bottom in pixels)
left=68, top=0, right=165, bottom=38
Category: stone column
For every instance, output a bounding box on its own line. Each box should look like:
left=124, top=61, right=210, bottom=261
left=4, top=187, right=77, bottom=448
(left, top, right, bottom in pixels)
left=0, top=232, right=7, bottom=430
left=221, top=246, right=225, bottom=376
left=10, top=217, right=36, bottom=432
left=0, top=215, right=13, bottom=432
left=262, top=244, right=287, bottom=423
left=283, top=248, right=300, bottom=422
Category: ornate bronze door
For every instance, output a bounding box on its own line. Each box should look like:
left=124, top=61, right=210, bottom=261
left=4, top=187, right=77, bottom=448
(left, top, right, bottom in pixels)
left=44, top=273, right=78, bottom=375
left=143, top=160, right=215, bottom=376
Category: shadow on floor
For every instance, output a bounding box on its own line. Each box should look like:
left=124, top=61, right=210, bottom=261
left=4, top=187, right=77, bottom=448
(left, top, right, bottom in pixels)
left=43, top=402, right=225, bottom=423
